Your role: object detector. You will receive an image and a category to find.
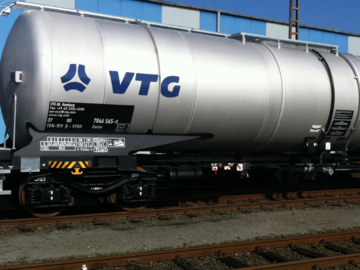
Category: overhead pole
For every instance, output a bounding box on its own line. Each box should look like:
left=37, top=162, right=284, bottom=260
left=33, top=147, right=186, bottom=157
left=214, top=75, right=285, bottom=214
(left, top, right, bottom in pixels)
left=289, top=0, right=299, bottom=40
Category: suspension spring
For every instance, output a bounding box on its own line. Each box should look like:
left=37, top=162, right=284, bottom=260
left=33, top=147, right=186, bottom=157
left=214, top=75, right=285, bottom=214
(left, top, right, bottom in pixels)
left=25, top=188, right=39, bottom=204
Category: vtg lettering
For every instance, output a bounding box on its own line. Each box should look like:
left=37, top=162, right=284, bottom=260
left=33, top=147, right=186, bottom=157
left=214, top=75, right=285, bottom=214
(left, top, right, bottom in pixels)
left=109, top=71, right=181, bottom=98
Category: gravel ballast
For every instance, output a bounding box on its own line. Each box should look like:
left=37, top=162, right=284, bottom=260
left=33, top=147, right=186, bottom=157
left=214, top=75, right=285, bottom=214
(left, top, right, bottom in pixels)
left=2, top=204, right=360, bottom=266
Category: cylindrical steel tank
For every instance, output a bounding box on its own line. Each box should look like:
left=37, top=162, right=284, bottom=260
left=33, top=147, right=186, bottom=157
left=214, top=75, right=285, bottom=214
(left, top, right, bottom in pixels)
left=1, top=10, right=360, bottom=152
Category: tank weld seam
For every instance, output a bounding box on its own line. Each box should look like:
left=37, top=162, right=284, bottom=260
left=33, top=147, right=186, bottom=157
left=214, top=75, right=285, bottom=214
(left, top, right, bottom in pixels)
left=254, top=41, right=286, bottom=152
left=136, top=23, right=162, bottom=132
left=246, top=42, right=273, bottom=149
left=90, top=18, right=106, bottom=105
left=177, top=31, right=198, bottom=134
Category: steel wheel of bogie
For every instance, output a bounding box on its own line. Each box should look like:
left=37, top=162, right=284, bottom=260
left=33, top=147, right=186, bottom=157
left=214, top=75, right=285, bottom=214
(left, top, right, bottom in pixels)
left=115, top=200, right=148, bottom=212
left=19, top=179, right=65, bottom=218
left=114, top=167, right=149, bottom=212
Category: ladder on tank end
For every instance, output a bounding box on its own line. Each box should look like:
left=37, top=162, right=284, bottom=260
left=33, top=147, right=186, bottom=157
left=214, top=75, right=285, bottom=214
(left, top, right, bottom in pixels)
left=289, top=0, right=300, bottom=40
left=0, top=93, right=17, bottom=195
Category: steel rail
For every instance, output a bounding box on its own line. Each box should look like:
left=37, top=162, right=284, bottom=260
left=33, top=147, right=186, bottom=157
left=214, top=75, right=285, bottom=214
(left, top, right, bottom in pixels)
left=1, top=230, right=360, bottom=269
left=216, top=188, right=360, bottom=203
left=243, top=254, right=360, bottom=269
left=1, top=188, right=360, bottom=229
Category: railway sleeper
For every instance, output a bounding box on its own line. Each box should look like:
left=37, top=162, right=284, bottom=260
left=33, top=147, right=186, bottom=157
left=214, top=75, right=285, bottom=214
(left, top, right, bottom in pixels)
left=290, top=247, right=328, bottom=258
left=175, top=261, right=202, bottom=270
left=256, top=251, right=293, bottom=262
left=217, top=256, right=251, bottom=267
left=324, top=244, right=360, bottom=254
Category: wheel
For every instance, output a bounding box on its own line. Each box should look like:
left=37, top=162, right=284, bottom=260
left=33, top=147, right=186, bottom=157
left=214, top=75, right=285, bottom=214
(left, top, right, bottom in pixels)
left=115, top=200, right=148, bottom=212
left=136, top=167, right=147, bottom=173
left=114, top=167, right=148, bottom=212
left=19, top=179, right=65, bottom=218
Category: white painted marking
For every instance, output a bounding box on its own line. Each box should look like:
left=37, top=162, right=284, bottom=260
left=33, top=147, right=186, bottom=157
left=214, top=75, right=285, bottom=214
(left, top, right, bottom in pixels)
left=310, top=125, right=322, bottom=132
left=326, top=142, right=331, bottom=150
left=224, top=163, right=232, bottom=170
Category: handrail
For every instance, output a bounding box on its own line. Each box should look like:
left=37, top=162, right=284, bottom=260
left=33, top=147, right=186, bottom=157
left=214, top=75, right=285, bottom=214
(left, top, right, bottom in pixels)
left=12, top=93, right=16, bottom=149
left=3, top=93, right=17, bottom=149
left=231, top=32, right=339, bottom=54
left=10, top=1, right=230, bottom=38
left=5, top=1, right=345, bottom=48
left=0, top=1, right=15, bottom=17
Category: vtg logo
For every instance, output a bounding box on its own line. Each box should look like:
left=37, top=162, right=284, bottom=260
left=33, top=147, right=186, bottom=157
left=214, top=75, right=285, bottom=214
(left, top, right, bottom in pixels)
left=61, top=64, right=181, bottom=97
left=61, top=64, right=91, bottom=92
left=109, top=71, right=180, bottom=98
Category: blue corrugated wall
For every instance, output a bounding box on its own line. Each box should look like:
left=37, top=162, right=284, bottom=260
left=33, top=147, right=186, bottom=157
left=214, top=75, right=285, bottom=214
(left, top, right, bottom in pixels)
left=200, top=11, right=217, bottom=32
left=300, top=28, right=348, bottom=52
left=220, top=14, right=266, bottom=35
left=0, top=6, right=24, bottom=140
left=0, top=9, right=23, bottom=64
left=75, top=0, right=162, bottom=22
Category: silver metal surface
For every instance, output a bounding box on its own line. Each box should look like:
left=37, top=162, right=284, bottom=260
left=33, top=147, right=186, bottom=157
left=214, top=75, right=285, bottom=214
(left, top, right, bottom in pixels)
left=344, top=54, right=360, bottom=151
left=321, top=52, right=359, bottom=144
left=1, top=9, right=360, bottom=153
left=259, top=44, right=332, bottom=152
left=20, top=157, right=40, bottom=172
left=98, top=20, right=159, bottom=133
left=148, top=27, right=197, bottom=133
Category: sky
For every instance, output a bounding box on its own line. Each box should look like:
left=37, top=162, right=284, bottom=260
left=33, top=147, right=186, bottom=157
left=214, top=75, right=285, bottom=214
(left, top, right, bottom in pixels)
left=168, top=0, right=360, bottom=34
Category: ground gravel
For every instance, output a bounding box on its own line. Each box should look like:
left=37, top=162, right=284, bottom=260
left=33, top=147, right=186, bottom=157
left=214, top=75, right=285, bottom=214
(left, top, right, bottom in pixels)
left=2, top=204, right=360, bottom=267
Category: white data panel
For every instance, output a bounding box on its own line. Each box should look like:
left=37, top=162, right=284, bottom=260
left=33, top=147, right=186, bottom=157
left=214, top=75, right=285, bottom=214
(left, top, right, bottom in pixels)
left=266, top=23, right=289, bottom=39
left=162, top=6, right=200, bottom=29
left=25, top=0, right=75, bottom=9
left=349, top=36, right=360, bottom=56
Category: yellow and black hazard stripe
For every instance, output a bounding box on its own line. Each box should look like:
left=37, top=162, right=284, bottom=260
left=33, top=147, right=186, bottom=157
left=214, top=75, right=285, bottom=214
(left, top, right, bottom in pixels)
left=48, top=161, right=92, bottom=169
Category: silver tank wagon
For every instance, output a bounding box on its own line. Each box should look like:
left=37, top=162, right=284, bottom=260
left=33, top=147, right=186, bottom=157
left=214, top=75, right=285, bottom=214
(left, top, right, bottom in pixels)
left=1, top=10, right=360, bottom=153
left=2, top=4, right=360, bottom=217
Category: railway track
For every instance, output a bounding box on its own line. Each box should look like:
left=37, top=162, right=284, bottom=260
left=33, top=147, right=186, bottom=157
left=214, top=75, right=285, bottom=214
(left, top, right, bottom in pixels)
left=1, top=188, right=360, bottom=229
left=2, top=229, right=360, bottom=269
